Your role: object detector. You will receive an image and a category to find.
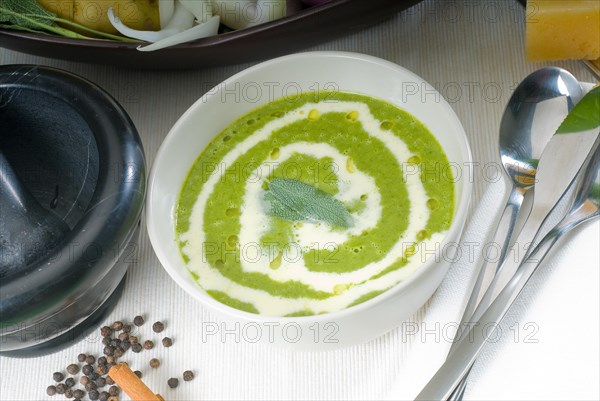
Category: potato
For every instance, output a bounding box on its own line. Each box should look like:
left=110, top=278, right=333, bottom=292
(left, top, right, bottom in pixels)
left=37, top=0, right=160, bottom=34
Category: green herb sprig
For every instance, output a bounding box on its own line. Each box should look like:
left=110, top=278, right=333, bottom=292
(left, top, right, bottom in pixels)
left=263, top=178, right=354, bottom=228
left=0, top=0, right=139, bottom=42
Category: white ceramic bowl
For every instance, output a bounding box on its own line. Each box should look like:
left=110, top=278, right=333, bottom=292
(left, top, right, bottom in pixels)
left=147, top=51, right=472, bottom=351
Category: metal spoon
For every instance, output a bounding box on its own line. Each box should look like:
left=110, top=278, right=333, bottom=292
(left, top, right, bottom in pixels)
left=418, top=132, right=600, bottom=400
left=447, top=68, right=584, bottom=399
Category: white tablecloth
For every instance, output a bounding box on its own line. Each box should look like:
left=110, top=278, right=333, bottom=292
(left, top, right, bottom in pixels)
left=1, top=1, right=598, bottom=400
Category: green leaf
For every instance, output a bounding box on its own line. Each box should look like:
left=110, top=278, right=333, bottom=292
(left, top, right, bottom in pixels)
left=263, top=178, right=354, bottom=228
left=0, top=0, right=55, bottom=28
left=556, top=86, right=600, bottom=134
left=0, top=0, right=139, bottom=43
left=591, top=182, right=600, bottom=204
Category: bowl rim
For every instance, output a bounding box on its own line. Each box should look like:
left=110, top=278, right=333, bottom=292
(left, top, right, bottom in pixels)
left=147, top=50, right=473, bottom=323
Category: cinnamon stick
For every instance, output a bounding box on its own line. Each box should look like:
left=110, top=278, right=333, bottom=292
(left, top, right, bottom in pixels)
left=108, top=363, right=164, bottom=401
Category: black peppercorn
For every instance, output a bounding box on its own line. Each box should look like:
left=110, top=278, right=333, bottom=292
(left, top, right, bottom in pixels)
left=97, top=356, right=107, bottom=365
left=66, top=364, right=79, bottom=375
left=162, top=337, right=173, bottom=347
left=152, top=321, right=165, bottom=333
left=88, top=390, right=100, bottom=401
left=149, top=358, right=160, bottom=368
left=106, top=356, right=116, bottom=365
left=47, top=385, right=57, bottom=396
left=133, top=315, right=144, bottom=326
left=108, top=386, right=119, bottom=397
left=105, top=375, right=115, bottom=386
left=131, top=343, right=143, bottom=353
left=120, top=340, right=131, bottom=352
left=143, top=340, right=154, bottom=350
left=118, top=332, right=129, bottom=342
left=113, top=347, right=124, bottom=358
left=64, top=388, right=74, bottom=399
left=183, top=370, right=194, bottom=381
left=129, top=335, right=138, bottom=344
left=77, top=353, right=87, bottom=363
left=111, top=321, right=123, bottom=331
left=65, top=378, right=76, bottom=388
left=134, top=370, right=142, bottom=378
left=85, top=382, right=97, bottom=392
left=82, top=365, right=93, bottom=376
left=122, top=323, right=132, bottom=333
left=103, top=346, right=114, bottom=357
left=100, top=326, right=112, bottom=337
left=99, top=391, right=110, bottom=401
left=167, top=378, right=179, bottom=389
left=89, top=372, right=100, bottom=381
left=95, top=364, right=108, bottom=376
left=102, top=337, right=111, bottom=346
left=109, top=338, right=121, bottom=348
left=53, top=372, right=65, bottom=382
left=80, top=377, right=90, bottom=386
left=56, top=383, right=67, bottom=395
left=85, top=355, right=96, bottom=365
left=95, top=377, right=106, bottom=388
left=72, top=389, right=85, bottom=399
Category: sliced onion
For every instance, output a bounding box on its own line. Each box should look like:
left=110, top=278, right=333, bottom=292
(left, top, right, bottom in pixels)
left=110, top=0, right=289, bottom=51
left=159, top=0, right=176, bottom=27
left=108, top=3, right=195, bottom=42
left=211, top=0, right=286, bottom=30
left=137, top=15, right=220, bottom=52
left=162, top=2, right=196, bottom=29
left=179, top=0, right=213, bottom=23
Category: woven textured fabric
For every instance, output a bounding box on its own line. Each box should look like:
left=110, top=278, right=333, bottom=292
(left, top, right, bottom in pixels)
left=0, top=1, right=597, bottom=400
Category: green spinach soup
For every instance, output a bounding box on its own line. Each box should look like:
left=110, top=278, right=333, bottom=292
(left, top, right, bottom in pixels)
left=176, top=91, right=454, bottom=316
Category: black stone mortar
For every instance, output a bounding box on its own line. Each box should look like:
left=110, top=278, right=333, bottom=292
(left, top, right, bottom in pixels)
left=0, top=65, right=146, bottom=356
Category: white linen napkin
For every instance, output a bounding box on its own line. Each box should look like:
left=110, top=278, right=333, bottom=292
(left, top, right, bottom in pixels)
left=387, top=175, right=600, bottom=400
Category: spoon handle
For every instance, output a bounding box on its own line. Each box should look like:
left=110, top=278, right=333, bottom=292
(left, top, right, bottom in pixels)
left=416, top=231, right=563, bottom=400
left=450, top=184, right=526, bottom=347
left=442, top=200, right=599, bottom=401
left=445, top=186, right=527, bottom=401
left=444, top=229, right=564, bottom=401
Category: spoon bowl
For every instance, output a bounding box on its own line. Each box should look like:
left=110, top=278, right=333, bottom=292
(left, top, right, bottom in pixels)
left=499, top=67, right=584, bottom=188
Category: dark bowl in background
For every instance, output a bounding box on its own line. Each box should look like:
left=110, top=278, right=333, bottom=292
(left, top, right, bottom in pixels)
left=0, top=0, right=422, bottom=69
left=0, top=65, right=146, bottom=356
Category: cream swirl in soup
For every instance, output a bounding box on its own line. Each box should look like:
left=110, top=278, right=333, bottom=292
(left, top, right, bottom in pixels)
left=176, top=92, right=455, bottom=316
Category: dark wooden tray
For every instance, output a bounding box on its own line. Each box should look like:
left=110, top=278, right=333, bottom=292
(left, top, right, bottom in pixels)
left=0, top=0, right=422, bottom=69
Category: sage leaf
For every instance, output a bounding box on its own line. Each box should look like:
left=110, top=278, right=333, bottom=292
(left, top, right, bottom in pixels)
left=0, top=0, right=55, bottom=28
left=263, top=178, right=353, bottom=228
left=556, top=86, right=600, bottom=134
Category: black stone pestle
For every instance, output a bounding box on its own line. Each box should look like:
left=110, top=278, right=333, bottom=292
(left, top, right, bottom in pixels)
left=0, top=151, right=70, bottom=279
